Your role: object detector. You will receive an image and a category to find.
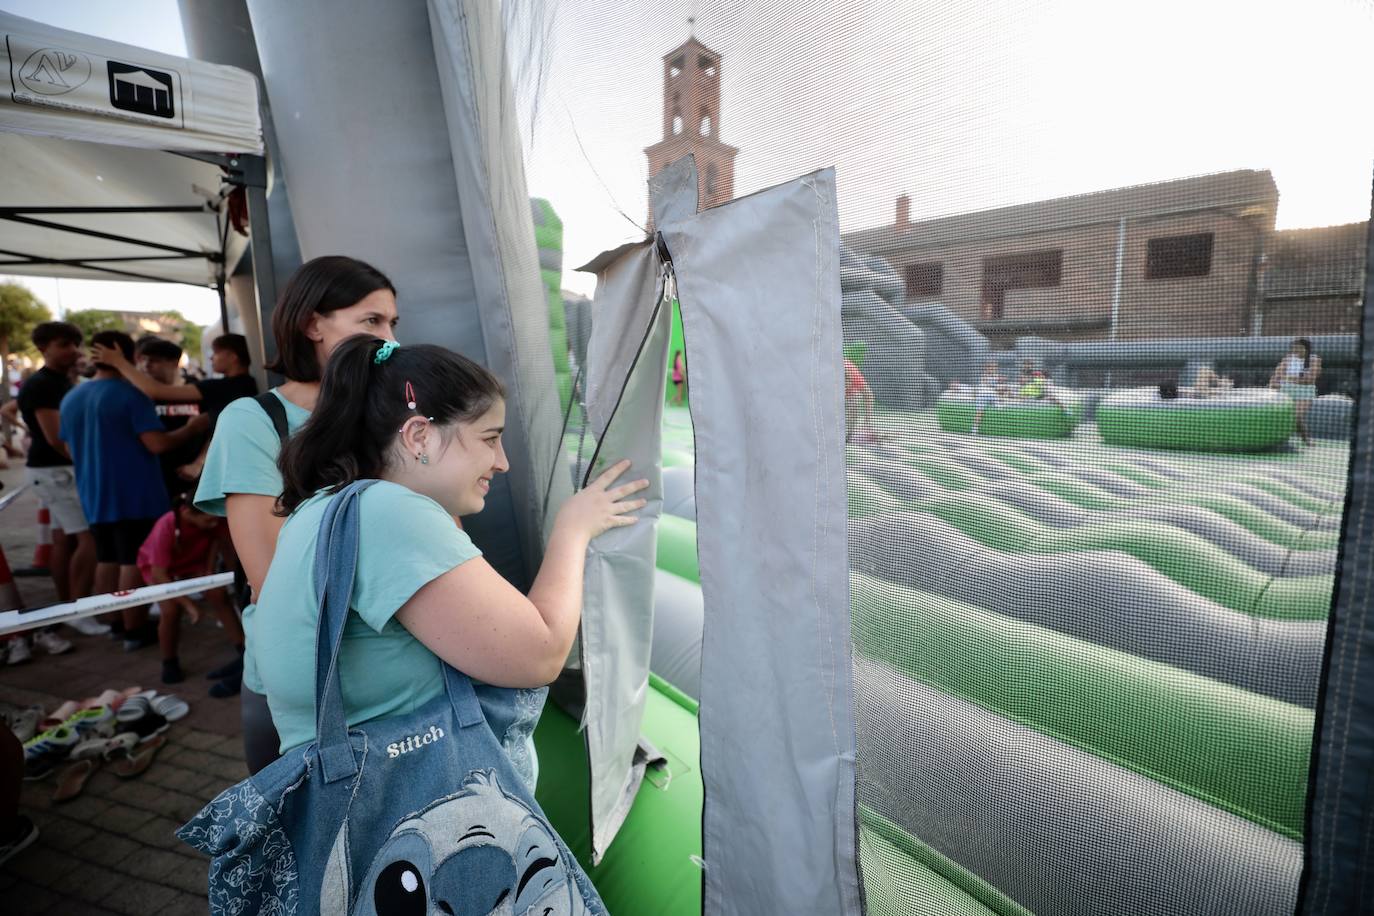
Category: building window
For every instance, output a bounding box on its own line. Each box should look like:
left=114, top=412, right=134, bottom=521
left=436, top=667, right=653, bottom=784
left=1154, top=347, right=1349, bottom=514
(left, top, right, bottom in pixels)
left=980, top=249, right=1062, bottom=318
left=904, top=262, right=944, bottom=298
left=699, top=113, right=712, bottom=136
left=672, top=114, right=683, bottom=135
left=699, top=55, right=717, bottom=76
left=1146, top=232, right=1214, bottom=279
left=669, top=55, right=684, bottom=78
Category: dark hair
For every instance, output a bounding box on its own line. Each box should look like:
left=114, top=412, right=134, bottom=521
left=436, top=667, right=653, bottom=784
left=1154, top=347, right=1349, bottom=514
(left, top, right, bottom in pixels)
left=91, top=330, right=135, bottom=364
left=1159, top=380, right=1179, bottom=400
left=1294, top=337, right=1312, bottom=368
left=136, top=337, right=183, bottom=362
left=31, top=321, right=81, bottom=350
left=266, top=256, right=396, bottom=382
left=277, top=336, right=504, bottom=514
left=212, top=333, right=251, bottom=368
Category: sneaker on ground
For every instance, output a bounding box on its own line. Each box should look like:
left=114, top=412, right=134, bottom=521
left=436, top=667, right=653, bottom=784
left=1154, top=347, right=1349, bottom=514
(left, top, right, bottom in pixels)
left=0, top=704, right=42, bottom=742
left=115, top=710, right=169, bottom=744
left=22, top=724, right=79, bottom=779
left=67, top=617, right=111, bottom=637
left=161, top=658, right=185, bottom=685
left=205, top=654, right=244, bottom=681
left=209, top=673, right=242, bottom=699
left=122, top=623, right=159, bottom=652
left=65, top=704, right=116, bottom=739
left=32, top=629, right=73, bottom=656
left=0, top=816, right=39, bottom=868
left=4, top=638, right=31, bottom=666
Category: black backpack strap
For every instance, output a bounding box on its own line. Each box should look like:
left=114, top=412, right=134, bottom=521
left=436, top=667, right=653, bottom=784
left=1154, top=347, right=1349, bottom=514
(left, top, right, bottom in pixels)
left=255, top=391, right=290, bottom=446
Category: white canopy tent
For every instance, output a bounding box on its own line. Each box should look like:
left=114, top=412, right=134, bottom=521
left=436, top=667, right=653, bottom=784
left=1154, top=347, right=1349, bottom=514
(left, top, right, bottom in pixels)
left=0, top=10, right=271, bottom=379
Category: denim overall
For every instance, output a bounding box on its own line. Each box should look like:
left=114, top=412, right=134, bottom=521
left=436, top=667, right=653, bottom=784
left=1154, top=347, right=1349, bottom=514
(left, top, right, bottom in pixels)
left=179, top=481, right=606, bottom=915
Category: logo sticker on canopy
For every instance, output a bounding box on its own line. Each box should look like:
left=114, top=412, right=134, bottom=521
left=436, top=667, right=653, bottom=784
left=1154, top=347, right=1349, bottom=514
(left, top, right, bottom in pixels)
left=6, top=29, right=185, bottom=130
left=17, top=47, right=91, bottom=96
left=107, top=62, right=175, bottom=119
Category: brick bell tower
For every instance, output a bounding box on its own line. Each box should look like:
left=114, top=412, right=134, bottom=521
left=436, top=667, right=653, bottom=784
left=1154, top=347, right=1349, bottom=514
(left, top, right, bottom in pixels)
left=645, top=34, right=738, bottom=226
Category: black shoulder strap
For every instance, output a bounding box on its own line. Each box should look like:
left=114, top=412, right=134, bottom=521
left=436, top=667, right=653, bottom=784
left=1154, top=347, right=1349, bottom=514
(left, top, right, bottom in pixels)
left=255, top=391, right=290, bottom=446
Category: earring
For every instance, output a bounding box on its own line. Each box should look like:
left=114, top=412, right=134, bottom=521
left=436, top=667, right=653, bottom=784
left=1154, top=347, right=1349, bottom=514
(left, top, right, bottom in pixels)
left=418, top=453, right=429, bottom=465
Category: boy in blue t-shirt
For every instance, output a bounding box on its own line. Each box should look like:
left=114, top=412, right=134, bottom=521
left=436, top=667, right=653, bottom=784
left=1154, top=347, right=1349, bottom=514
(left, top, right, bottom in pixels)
left=59, top=331, right=209, bottom=648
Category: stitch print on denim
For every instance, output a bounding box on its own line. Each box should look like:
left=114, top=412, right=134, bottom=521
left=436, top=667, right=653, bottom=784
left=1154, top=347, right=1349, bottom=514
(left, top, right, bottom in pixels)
left=326, top=769, right=592, bottom=915
left=178, top=779, right=302, bottom=915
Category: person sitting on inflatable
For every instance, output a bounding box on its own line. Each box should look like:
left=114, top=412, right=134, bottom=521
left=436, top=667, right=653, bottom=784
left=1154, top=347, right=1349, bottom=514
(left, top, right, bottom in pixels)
left=1270, top=337, right=1321, bottom=445
left=972, top=360, right=1007, bottom=435
left=845, top=358, right=878, bottom=444
left=1183, top=365, right=1234, bottom=398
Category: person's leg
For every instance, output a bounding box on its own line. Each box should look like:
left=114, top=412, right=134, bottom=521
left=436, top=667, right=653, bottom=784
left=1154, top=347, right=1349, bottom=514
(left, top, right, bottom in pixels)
left=205, top=588, right=244, bottom=647
left=116, top=519, right=158, bottom=639
left=119, top=564, right=150, bottom=632
left=70, top=531, right=95, bottom=600
left=1297, top=400, right=1312, bottom=444
left=48, top=527, right=72, bottom=602
left=158, top=602, right=186, bottom=683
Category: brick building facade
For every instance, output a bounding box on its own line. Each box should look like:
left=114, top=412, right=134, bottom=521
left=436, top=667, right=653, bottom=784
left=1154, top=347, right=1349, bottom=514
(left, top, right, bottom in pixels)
left=1259, top=222, right=1367, bottom=337
left=842, top=171, right=1368, bottom=344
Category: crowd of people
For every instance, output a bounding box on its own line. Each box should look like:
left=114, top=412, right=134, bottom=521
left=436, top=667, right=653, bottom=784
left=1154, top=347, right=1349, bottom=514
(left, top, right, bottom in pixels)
left=1, top=322, right=257, bottom=693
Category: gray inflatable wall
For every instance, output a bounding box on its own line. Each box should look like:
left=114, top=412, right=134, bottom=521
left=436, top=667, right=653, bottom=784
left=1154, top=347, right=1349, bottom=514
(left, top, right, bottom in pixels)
left=243, top=0, right=567, bottom=587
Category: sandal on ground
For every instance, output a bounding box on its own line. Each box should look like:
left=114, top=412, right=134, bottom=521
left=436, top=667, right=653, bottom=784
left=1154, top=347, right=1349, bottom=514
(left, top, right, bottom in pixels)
left=149, top=694, right=189, bottom=722
left=108, top=734, right=167, bottom=778
left=53, top=759, right=97, bottom=803
left=69, top=732, right=137, bottom=761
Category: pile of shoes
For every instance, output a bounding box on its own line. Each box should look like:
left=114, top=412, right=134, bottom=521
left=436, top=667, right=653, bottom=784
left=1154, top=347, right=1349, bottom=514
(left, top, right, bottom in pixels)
left=7, top=687, right=189, bottom=802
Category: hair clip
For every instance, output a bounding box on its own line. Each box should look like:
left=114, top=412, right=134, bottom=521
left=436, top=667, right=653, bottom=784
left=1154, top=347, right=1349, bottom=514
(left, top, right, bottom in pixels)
left=374, top=340, right=400, bottom=364
left=404, top=381, right=417, bottom=410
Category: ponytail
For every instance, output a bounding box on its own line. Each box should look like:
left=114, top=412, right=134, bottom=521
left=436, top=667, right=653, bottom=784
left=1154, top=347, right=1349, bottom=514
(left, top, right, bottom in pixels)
left=276, top=335, right=504, bottom=514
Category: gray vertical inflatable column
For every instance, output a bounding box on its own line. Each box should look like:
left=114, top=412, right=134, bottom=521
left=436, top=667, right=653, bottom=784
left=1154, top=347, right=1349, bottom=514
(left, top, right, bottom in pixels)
left=244, top=0, right=566, bottom=586
left=654, top=158, right=862, bottom=915
left=178, top=0, right=303, bottom=370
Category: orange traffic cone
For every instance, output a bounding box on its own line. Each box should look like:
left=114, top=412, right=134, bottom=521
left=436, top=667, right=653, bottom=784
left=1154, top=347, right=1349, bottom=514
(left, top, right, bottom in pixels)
left=0, top=543, right=23, bottom=611
left=31, top=503, right=51, bottom=571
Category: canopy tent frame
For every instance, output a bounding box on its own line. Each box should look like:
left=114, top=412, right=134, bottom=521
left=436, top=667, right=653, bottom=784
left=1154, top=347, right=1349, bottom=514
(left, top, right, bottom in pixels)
left=0, top=153, right=275, bottom=383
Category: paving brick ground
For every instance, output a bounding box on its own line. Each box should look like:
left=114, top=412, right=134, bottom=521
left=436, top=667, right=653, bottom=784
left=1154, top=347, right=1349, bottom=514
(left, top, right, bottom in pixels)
left=3, top=462, right=241, bottom=914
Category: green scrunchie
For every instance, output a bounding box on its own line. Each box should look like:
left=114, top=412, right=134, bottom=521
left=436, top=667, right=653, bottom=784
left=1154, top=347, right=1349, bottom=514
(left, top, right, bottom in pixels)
left=374, top=340, right=400, bottom=364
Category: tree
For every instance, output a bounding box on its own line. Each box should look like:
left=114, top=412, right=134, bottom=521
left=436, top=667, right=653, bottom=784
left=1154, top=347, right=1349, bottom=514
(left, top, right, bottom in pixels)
left=0, top=282, right=52, bottom=396
left=160, top=310, right=202, bottom=359
left=64, top=308, right=125, bottom=342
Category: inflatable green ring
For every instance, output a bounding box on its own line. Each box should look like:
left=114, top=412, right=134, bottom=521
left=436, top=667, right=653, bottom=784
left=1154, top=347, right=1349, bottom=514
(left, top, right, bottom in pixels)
left=936, top=390, right=1080, bottom=439
left=1097, top=388, right=1295, bottom=453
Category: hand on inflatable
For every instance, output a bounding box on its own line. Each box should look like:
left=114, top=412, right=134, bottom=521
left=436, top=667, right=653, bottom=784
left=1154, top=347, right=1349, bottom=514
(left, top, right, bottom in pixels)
left=559, top=459, right=649, bottom=542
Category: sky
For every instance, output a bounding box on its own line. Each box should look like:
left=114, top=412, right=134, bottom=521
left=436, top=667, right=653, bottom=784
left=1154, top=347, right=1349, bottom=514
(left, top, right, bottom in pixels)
left=2, top=0, right=1372, bottom=308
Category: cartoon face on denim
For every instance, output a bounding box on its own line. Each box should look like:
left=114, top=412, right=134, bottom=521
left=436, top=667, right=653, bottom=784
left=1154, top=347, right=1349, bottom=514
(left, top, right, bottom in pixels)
left=339, top=770, right=589, bottom=916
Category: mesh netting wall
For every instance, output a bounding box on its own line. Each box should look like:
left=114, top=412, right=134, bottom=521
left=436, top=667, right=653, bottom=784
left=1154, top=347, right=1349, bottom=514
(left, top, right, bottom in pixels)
left=507, top=0, right=1374, bottom=912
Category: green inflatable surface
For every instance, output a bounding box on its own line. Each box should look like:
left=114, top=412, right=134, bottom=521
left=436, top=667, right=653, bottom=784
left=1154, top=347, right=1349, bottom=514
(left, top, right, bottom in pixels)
left=936, top=393, right=1080, bottom=439
left=534, top=676, right=703, bottom=915
left=860, top=808, right=1032, bottom=916
left=1097, top=390, right=1295, bottom=453
left=856, top=473, right=1333, bottom=619
left=657, top=514, right=700, bottom=583
left=851, top=574, right=1313, bottom=838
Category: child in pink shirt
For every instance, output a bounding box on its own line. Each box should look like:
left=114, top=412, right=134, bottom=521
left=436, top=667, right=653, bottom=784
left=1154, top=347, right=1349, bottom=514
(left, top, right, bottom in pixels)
left=137, top=500, right=243, bottom=685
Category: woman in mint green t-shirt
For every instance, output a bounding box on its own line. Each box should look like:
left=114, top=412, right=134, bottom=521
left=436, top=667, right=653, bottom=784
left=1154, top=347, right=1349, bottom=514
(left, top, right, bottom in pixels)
left=195, top=256, right=400, bottom=770
left=254, top=335, right=646, bottom=787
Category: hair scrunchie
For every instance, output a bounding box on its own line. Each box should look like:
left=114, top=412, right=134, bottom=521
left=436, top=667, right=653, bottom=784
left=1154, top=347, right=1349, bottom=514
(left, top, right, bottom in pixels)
left=373, top=340, right=400, bottom=364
